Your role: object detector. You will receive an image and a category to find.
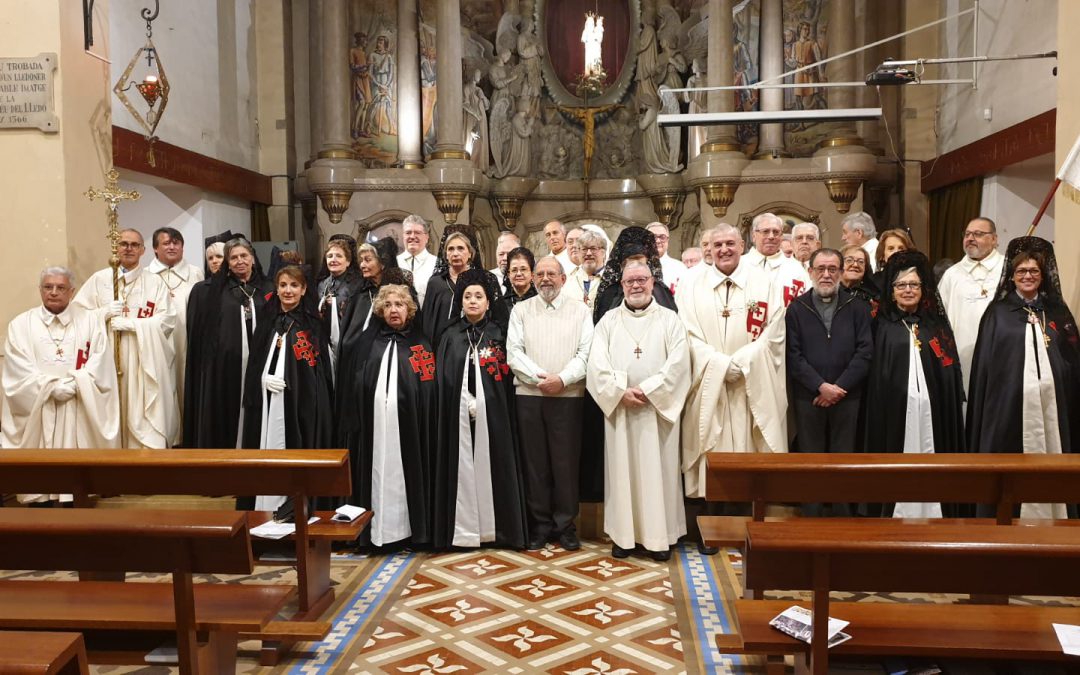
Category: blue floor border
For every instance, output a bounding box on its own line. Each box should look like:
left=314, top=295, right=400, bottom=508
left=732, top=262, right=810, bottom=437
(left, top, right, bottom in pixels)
left=288, top=551, right=415, bottom=675
left=679, top=542, right=744, bottom=672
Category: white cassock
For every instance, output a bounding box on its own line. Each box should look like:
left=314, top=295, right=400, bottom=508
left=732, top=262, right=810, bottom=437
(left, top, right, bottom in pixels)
left=565, top=267, right=602, bottom=307
left=398, top=249, right=436, bottom=307
left=146, top=258, right=203, bottom=426
left=488, top=267, right=505, bottom=286
left=658, top=255, right=687, bottom=296
left=587, top=301, right=691, bottom=551
left=938, top=249, right=1003, bottom=394
left=553, top=249, right=576, bottom=275
left=2, top=304, right=119, bottom=503
left=743, top=248, right=810, bottom=307
left=74, top=267, right=178, bottom=449
left=678, top=260, right=788, bottom=498
left=863, top=238, right=880, bottom=272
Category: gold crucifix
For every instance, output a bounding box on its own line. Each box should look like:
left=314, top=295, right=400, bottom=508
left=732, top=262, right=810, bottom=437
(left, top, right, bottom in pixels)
left=556, top=103, right=620, bottom=208
left=85, top=168, right=140, bottom=437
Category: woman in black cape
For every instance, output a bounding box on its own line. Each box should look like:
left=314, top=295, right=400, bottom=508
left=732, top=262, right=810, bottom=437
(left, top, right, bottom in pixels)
left=863, top=250, right=966, bottom=518
left=433, top=269, right=528, bottom=550
left=240, top=265, right=334, bottom=510
left=352, top=282, right=437, bottom=549
left=315, top=235, right=364, bottom=377
left=184, top=237, right=273, bottom=449
left=592, top=227, right=676, bottom=325
left=967, top=237, right=1080, bottom=518
left=421, top=227, right=500, bottom=347
left=492, top=246, right=538, bottom=332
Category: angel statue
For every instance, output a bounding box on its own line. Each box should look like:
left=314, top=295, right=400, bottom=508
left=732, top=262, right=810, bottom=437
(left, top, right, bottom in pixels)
left=504, top=96, right=535, bottom=177
left=462, top=70, right=490, bottom=173
left=639, top=85, right=682, bottom=174
left=489, top=49, right=520, bottom=178
left=518, top=17, right=544, bottom=116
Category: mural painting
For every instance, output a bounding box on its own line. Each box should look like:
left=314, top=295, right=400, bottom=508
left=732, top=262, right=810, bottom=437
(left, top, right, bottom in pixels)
left=782, top=0, right=834, bottom=155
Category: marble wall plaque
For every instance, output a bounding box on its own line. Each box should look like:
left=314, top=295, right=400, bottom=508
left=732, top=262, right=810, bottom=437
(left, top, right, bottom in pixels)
left=0, top=53, right=58, bottom=133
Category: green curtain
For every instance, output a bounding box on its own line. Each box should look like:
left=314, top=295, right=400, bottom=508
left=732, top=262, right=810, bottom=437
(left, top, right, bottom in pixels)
left=251, top=201, right=271, bottom=241
left=927, top=176, right=983, bottom=264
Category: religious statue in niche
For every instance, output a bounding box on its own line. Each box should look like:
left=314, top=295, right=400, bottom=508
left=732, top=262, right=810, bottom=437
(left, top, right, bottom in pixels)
left=505, top=95, right=535, bottom=176
left=517, top=17, right=544, bottom=118
left=350, top=32, right=372, bottom=138
left=635, top=6, right=661, bottom=111
left=488, top=49, right=522, bottom=178
left=462, top=70, right=490, bottom=173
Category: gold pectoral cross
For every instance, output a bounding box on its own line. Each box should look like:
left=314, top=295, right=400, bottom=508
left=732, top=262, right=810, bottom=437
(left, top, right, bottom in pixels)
left=912, top=324, right=922, bottom=351
left=633, top=346, right=643, bottom=360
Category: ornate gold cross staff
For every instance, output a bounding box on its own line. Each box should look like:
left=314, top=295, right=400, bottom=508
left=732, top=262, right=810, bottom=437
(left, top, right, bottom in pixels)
left=85, top=168, right=140, bottom=438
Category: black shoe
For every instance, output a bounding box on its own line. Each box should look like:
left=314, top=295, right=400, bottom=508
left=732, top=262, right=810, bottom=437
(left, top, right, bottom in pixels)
left=559, top=531, right=581, bottom=551
left=697, top=540, right=720, bottom=556
left=611, top=543, right=632, bottom=559
left=527, top=535, right=548, bottom=551
left=650, top=548, right=672, bottom=561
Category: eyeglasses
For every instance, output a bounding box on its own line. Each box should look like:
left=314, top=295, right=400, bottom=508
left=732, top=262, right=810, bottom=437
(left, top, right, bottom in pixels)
left=842, top=257, right=866, bottom=267
left=581, top=246, right=605, bottom=253
left=893, top=281, right=922, bottom=290
left=812, top=266, right=840, bottom=275
left=622, top=277, right=651, bottom=287
left=1014, top=268, right=1042, bottom=278
left=652, top=234, right=669, bottom=241
left=118, top=242, right=143, bottom=249
left=963, top=230, right=993, bottom=239
left=755, top=228, right=783, bottom=237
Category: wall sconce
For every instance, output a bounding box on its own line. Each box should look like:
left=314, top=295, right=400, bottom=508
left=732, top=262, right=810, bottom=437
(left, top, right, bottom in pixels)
left=113, top=1, right=170, bottom=167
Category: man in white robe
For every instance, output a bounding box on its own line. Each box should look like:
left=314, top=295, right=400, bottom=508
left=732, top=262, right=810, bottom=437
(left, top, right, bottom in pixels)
left=742, top=213, right=810, bottom=307
left=678, top=224, right=788, bottom=504
left=146, top=227, right=204, bottom=426
left=648, top=222, right=688, bottom=294
left=840, top=211, right=880, bottom=272
left=938, top=216, right=1003, bottom=394
left=544, top=219, right=575, bottom=273
left=2, top=267, right=119, bottom=504
left=587, top=261, right=690, bottom=560
left=397, top=214, right=437, bottom=306
left=74, top=228, right=178, bottom=448
left=791, top=221, right=821, bottom=269
left=487, top=231, right=520, bottom=285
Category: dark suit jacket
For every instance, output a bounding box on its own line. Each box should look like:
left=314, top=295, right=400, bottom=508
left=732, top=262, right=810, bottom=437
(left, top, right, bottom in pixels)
left=785, top=286, right=873, bottom=400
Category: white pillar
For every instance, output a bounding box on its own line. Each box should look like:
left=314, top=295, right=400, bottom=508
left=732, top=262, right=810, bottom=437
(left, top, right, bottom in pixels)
left=432, top=0, right=466, bottom=158
left=757, top=0, right=785, bottom=156
left=704, top=0, right=738, bottom=149
left=396, top=0, right=423, bottom=167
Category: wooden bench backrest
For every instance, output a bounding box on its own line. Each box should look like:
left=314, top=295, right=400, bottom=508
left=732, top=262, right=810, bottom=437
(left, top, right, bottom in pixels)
left=707, top=453, right=1080, bottom=519
left=0, top=449, right=351, bottom=497
left=744, top=519, right=1080, bottom=597
left=0, top=509, right=254, bottom=575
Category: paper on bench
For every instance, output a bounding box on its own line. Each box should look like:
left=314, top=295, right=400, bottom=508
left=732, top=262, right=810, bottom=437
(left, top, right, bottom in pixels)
left=1053, top=623, right=1080, bottom=656
left=770, top=605, right=851, bottom=647
left=251, top=516, right=320, bottom=540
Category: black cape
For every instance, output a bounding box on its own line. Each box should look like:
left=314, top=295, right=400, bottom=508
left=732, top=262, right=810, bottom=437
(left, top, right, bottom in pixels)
left=240, top=306, right=334, bottom=453
left=967, top=293, right=1080, bottom=457
left=353, top=324, right=437, bottom=546
left=432, top=318, right=528, bottom=549
left=863, top=311, right=966, bottom=516
left=492, top=286, right=537, bottom=333
left=183, top=274, right=272, bottom=448
left=422, top=270, right=501, bottom=348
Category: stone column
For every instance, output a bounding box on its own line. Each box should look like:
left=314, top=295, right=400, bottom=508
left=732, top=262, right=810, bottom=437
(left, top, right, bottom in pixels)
left=703, top=0, right=738, bottom=150
left=855, top=0, right=880, bottom=149
left=757, top=0, right=785, bottom=156
left=308, top=0, right=323, bottom=165
left=396, top=0, right=423, bottom=167
left=826, top=0, right=858, bottom=140
left=319, top=0, right=354, bottom=158
left=431, top=0, right=466, bottom=159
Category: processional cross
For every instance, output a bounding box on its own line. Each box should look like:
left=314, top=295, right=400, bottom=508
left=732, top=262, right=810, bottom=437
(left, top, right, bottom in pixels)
left=85, top=168, right=140, bottom=434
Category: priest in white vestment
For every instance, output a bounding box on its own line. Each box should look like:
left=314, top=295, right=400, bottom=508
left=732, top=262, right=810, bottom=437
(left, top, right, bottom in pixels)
left=841, top=211, right=880, bottom=272
left=587, top=261, right=690, bottom=560
left=938, top=217, right=1003, bottom=394
left=678, top=224, right=788, bottom=501
left=74, top=229, right=179, bottom=449
left=742, top=213, right=810, bottom=307
left=648, top=222, right=688, bottom=294
left=146, top=227, right=204, bottom=426
left=2, top=267, right=119, bottom=504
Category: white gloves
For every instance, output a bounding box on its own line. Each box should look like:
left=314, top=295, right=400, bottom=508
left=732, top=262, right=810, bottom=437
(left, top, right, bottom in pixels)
left=724, top=361, right=743, bottom=383
left=105, top=300, right=125, bottom=320
left=53, top=377, right=77, bottom=402
left=110, top=317, right=136, bottom=332
left=262, top=374, right=287, bottom=393
left=465, top=393, right=477, bottom=420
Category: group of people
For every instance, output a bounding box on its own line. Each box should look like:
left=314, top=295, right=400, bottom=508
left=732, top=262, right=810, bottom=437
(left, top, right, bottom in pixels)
left=3, top=210, right=1077, bottom=557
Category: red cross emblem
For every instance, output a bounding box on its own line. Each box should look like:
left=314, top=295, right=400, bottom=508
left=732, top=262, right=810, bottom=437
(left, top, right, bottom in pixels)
left=783, top=280, right=805, bottom=306
left=408, top=345, right=436, bottom=381
left=746, top=300, right=768, bottom=341
left=76, top=341, right=91, bottom=370
left=137, top=301, right=156, bottom=319
left=929, top=335, right=954, bottom=367
left=292, top=330, right=318, bottom=366
left=479, top=345, right=510, bottom=382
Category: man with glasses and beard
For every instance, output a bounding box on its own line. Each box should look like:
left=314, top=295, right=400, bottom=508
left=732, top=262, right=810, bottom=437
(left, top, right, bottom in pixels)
left=785, top=249, right=873, bottom=513
left=566, top=230, right=607, bottom=307
left=938, top=217, right=1003, bottom=394
left=507, top=257, right=593, bottom=551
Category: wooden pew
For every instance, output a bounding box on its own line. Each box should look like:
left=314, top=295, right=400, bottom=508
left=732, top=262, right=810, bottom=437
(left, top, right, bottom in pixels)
left=0, top=449, right=368, bottom=664
left=0, top=509, right=290, bottom=674
left=700, top=452, right=1080, bottom=548
left=0, top=631, right=89, bottom=675
left=724, top=520, right=1080, bottom=675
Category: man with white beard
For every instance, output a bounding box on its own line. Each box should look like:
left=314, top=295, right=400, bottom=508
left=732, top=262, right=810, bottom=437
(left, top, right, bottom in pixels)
left=587, top=261, right=690, bottom=560
left=742, top=212, right=810, bottom=307
left=3, top=267, right=119, bottom=505
left=508, top=256, right=593, bottom=551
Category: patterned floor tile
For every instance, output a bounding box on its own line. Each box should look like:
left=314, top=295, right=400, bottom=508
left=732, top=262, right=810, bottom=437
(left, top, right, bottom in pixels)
left=547, top=650, right=646, bottom=674
left=497, top=573, right=580, bottom=601
left=400, top=572, right=448, bottom=598
left=379, top=646, right=486, bottom=674
left=414, top=593, right=507, bottom=626
left=476, top=618, right=574, bottom=658
left=565, top=557, right=645, bottom=582
left=434, top=553, right=521, bottom=580
left=558, top=596, right=645, bottom=629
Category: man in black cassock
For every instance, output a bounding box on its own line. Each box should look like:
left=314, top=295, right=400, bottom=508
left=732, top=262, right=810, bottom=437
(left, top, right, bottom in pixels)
left=432, top=269, right=527, bottom=549
left=184, top=237, right=272, bottom=449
